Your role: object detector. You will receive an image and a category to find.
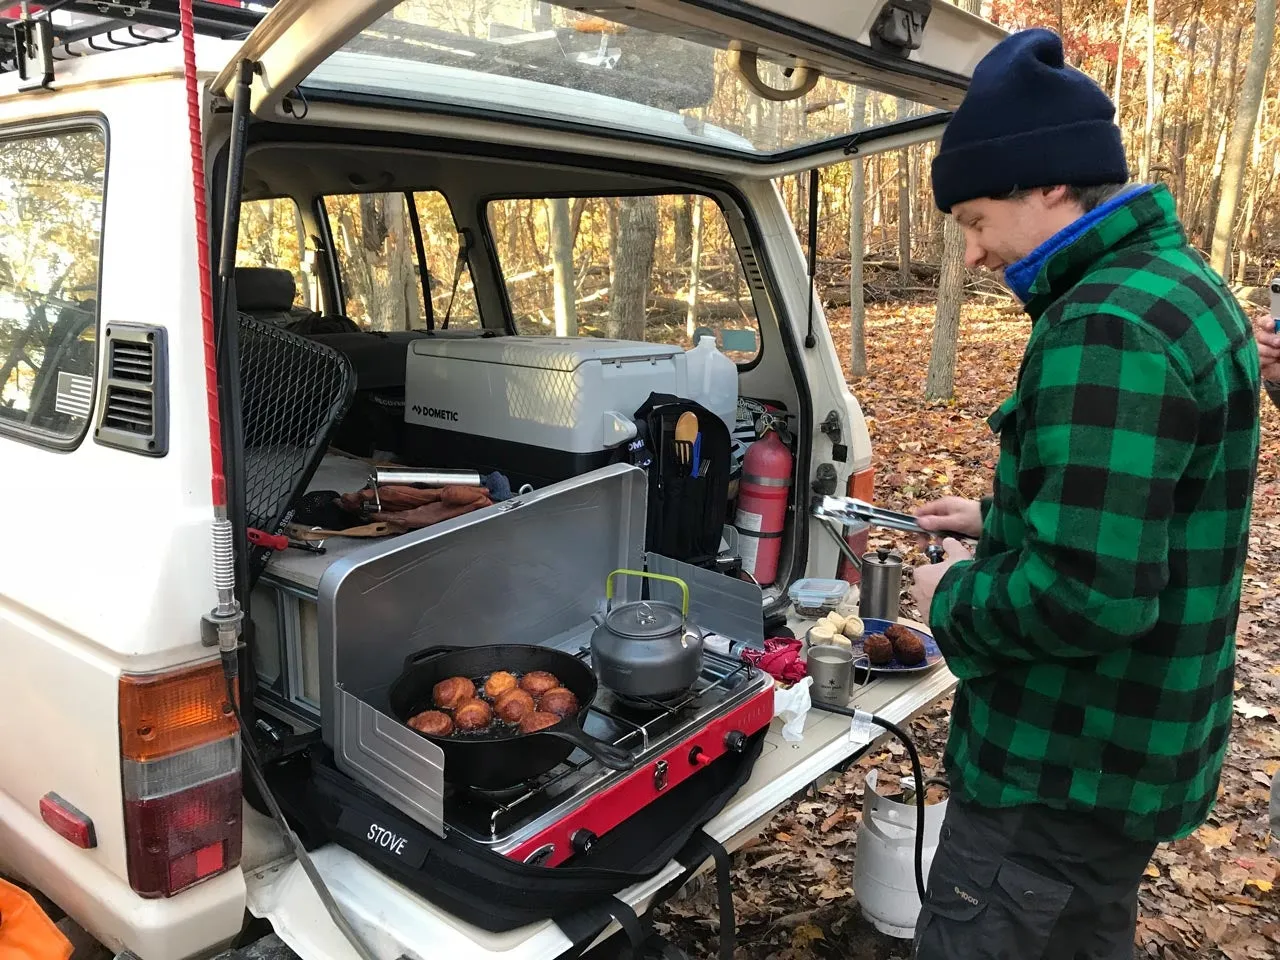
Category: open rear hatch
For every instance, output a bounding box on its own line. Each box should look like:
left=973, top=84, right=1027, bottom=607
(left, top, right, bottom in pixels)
left=213, top=0, right=1002, bottom=174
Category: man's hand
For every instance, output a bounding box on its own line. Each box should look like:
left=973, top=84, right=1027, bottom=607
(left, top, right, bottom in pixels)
left=910, top=538, right=973, bottom=624
left=916, top=496, right=984, bottom=540
left=1253, top=313, right=1280, bottom=382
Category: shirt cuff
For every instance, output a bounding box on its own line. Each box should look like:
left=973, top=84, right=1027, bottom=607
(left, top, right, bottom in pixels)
left=979, top=496, right=993, bottom=522
left=927, top=558, right=973, bottom=633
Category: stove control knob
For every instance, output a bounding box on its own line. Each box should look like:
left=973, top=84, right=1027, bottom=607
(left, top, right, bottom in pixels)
left=724, top=731, right=748, bottom=754
left=571, top=829, right=597, bottom=855
left=689, top=746, right=712, bottom=767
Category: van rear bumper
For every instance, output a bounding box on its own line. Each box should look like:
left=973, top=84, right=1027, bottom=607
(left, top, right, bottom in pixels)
left=0, top=789, right=245, bottom=960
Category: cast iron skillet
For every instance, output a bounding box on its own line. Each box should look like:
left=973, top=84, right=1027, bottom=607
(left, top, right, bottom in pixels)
left=387, top=643, right=635, bottom=790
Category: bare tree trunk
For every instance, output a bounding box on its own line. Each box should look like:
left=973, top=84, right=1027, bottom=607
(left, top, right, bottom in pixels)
left=849, top=87, right=869, bottom=378
left=1140, top=0, right=1156, bottom=182
left=1114, top=0, right=1133, bottom=107
left=386, top=198, right=420, bottom=331
left=927, top=218, right=966, bottom=400
left=686, top=197, right=704, bottom=338
left=924, top=0, right=982, bottom=400
left=897, top=149, right=911, bottom=286
left=1210, top=0, right=1276, bottom=276
left=673, top=196, right=693, bottom=264
left=1173, top=13, right=1203, bottom=209
left=606, top=198, right=619, bottom=289
left=608, top=196, right=658, bottom=340
left=1236, top=103, right=1268, bottom=277
left=871, top=155, right=884, bottom=250
left=548, top=198, right=577, bottom=337
left=1201, top=21, right=1245, bottom=249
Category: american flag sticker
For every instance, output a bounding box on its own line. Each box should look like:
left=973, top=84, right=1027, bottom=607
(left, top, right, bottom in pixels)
left=55, top=372, right=92, bottom=419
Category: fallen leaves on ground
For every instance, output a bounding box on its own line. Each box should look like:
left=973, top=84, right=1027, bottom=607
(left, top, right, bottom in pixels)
left=655, top=300, right=1280, bottom=959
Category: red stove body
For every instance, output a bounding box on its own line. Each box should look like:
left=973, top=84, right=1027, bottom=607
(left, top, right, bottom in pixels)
left=441, top=647, right=775, bottom=867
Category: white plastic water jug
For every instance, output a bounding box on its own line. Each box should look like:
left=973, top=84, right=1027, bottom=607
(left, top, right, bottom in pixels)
left=686, top=336, right=738, bottom=435
left=853, top=769, right=948, bottom=939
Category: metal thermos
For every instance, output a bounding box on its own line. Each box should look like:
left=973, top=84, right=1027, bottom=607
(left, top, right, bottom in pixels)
left=858, top=547, right=902, bottom=622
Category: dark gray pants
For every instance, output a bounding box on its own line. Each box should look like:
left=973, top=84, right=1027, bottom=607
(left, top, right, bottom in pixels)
left=912, top=799, right=1157, bottom=960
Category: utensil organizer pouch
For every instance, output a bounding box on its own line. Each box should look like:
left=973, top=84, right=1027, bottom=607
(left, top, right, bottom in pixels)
left=633, top=393, right=732, bottom=569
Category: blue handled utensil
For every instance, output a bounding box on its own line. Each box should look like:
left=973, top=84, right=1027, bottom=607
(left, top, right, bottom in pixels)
left=690, top=433, right=701, bottom=477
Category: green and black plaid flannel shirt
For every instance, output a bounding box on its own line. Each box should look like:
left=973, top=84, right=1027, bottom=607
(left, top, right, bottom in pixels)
left=930, top=185, right=1261, bottom=842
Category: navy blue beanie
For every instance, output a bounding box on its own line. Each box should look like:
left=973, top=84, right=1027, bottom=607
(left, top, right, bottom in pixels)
left=931, top=28, right=1128, bottom=213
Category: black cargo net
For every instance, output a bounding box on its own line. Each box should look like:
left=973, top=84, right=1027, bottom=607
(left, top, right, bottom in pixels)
left=237, top=313, right=355, bottom=580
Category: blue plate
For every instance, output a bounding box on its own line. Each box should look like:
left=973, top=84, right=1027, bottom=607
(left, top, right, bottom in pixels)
left=852, top=618, right=943, bottom=673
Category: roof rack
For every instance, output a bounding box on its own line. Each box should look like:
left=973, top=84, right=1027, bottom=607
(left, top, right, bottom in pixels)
left=0, top=0, right=273, bottom=77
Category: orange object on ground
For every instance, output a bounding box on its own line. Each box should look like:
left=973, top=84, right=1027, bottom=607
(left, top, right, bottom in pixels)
left=0, top=877, right=72, bottom=960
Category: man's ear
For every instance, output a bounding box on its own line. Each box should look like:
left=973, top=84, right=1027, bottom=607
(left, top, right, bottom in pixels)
left=1040, top=185, right=1073, bottom=207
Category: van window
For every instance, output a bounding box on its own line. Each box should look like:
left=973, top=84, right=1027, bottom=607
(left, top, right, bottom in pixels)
left=487, top=194, right=760, bottom=364
left=412, top=191, right=480, bottom=330
left=236, top=198, right=311, bottom=309
left=0, top=125, right=106, bottom=445
left=322, top=191, right=479, bottom=331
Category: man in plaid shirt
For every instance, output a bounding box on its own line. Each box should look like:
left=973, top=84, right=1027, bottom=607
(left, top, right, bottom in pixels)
left=907, top=28, right=1260, bottom=959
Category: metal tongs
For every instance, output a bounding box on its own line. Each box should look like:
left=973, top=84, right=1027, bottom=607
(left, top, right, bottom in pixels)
left=812, top=496, right=958, bottom=568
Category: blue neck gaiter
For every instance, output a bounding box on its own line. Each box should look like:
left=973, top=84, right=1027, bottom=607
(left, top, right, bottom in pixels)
left=1003, top=185, right=1153, bottom=303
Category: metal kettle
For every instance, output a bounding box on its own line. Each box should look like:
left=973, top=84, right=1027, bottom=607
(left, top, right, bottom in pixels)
left=858, top=547, right=902, bottom=622
left=591, top=569, right=705, bottom=701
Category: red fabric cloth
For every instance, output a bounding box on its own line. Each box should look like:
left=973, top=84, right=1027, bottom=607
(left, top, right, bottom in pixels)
left=743, top=637, right=807, bottom=683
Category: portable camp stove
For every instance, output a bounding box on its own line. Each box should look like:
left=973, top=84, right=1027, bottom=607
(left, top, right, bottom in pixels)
left=443, top=645, right=774, bottom=867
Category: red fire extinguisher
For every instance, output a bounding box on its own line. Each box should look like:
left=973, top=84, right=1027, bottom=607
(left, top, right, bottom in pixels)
left=734, top=416, right=793, bottom=586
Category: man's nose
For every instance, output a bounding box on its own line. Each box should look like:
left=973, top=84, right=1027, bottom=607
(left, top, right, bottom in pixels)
left=964, top=236, right=985, bottom=270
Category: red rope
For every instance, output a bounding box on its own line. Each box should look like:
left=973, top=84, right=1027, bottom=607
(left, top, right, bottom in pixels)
left=179, top=0, right=226, bottom=508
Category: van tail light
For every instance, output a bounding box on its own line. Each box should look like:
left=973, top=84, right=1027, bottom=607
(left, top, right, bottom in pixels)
left=119, top=661, right=242, bottom=899
left=836, top=466, right=875, bottom=584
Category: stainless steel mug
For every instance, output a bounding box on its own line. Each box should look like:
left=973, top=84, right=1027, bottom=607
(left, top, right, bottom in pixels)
left=807, top=644, right=854, bottom=706
left=858, top=547, right=902, bottom=622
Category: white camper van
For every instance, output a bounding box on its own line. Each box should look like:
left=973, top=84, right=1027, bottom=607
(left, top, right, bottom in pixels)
left=0, top=2, right=1004, bottom=958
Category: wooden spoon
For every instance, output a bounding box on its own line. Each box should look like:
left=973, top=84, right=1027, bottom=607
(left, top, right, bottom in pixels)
left=674, top=411, right=698, bottom=465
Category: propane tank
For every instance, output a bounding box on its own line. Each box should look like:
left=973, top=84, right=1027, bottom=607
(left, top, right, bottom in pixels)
left=733, top=417, right=793, bottom=586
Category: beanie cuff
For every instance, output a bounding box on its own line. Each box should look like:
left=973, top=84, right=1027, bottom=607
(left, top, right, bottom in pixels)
left=931, top=120, right=1129, bottom=213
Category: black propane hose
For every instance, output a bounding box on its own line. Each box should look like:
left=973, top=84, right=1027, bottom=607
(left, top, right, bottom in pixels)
left=810, top=701, right=929, bottom=906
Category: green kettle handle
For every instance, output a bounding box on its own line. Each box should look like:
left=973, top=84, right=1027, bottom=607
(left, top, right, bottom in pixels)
left=606, top=568, right=689, bottom=617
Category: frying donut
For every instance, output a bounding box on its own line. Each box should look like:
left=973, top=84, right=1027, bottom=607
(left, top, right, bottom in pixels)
left=407, top=710, right=454, bottom=737
left=433, top=676, right=476, bottom=710
left=520, top=671, right=560, bottom=697
left=484, top=671, right=519, bottom=699
left=519, top=711, right=560, bottom=734
left=494, top=688, right=536, bottom=724
left=454, top=698, right=494, bottom=731
left=539, top=687, right=579, bottom=718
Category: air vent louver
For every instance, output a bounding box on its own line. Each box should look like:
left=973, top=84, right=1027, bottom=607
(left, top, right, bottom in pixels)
left=103, top=386, right=153, bottom=433
left=109, top=341, right=153, bottom=382
left=94, top=324, right=168, bottom=457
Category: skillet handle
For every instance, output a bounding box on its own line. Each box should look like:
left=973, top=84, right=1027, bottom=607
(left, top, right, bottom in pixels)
left=536, top=725, right=635, bottom=771
left=402, top=645, right=463, bottom=672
